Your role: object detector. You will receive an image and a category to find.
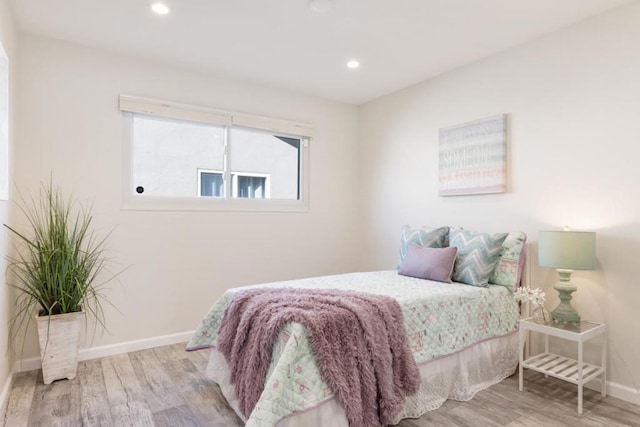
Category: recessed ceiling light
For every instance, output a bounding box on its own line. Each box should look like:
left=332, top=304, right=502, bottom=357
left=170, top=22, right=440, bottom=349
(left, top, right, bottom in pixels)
left=151, top=3, right=170, bottom=15
left=346, top=60, right=360, bottom=69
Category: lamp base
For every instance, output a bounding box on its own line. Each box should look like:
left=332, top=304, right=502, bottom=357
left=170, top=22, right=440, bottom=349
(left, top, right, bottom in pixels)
left=550, top=269, right=581, bottom=323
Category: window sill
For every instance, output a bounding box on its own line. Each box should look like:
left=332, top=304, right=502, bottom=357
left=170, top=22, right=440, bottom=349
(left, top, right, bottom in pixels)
left=121, top=196, right=310, bottom=213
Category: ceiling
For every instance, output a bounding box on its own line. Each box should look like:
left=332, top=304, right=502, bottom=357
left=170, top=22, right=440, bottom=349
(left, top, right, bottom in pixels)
left=9, top=0, right=634, bottom=105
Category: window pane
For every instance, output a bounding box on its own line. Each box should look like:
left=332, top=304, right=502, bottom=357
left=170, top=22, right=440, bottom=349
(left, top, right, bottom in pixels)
left=229, top=128, right=300, bottom=200
left=132, top=115, right=225, bottom=197
left=200, top=172, right=223, bottom=197
left=236, top=175, right=266, bottom=199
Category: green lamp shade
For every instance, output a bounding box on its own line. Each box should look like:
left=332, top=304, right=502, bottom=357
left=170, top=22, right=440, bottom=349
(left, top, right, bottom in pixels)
left=538, top=230, right=596, bottom=270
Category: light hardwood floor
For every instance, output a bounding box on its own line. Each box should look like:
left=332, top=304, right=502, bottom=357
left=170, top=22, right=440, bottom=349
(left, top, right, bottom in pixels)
left=3, top=343, right=640, bottom=426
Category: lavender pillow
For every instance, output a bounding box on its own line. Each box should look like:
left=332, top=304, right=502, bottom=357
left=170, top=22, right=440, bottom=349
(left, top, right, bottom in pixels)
left=398, top=244, right=458, bottom=283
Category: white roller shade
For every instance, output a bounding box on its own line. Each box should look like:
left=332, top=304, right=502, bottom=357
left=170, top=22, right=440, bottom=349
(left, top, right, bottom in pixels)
left=119, top=95, right=313, bottom=137
left=119, top=95, right=232, bottom=126
left=233, top=114, right=313, bottom=138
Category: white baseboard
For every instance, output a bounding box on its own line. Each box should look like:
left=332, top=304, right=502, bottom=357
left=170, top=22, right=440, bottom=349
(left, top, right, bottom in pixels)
left=586, top=378, right=640, bottom=406
left=13, top=330, right=195, bottom=373
left=609, top=381, right=640, bottom=405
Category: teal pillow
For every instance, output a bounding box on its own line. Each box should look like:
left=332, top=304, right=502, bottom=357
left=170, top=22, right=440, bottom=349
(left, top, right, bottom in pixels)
left=398, top=226, right=449, bottom=268
left=490, top=232, right=527, bottom=292
left=449, top=228, right=508, bottom=287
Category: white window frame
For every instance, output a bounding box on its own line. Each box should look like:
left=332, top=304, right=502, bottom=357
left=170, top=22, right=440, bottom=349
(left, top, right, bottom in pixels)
left=231, top=172, right=271, bottom=199
left=120, top=95, right=311, bottom=212
left=197, top=169, right=224, bottom=198
left=197, top=170, right=271, bottom=199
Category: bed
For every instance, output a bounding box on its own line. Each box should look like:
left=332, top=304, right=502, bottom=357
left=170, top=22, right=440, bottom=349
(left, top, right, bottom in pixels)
left=187, top=269, right=521, bottom=426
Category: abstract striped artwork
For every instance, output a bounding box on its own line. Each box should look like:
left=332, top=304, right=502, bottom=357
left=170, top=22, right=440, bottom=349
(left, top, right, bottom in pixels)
left=439, top=114, right=507, bottom=196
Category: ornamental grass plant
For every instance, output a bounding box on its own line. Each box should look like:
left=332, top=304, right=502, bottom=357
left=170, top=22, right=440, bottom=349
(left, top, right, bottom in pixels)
left=4, top=181, right=118, bottom=345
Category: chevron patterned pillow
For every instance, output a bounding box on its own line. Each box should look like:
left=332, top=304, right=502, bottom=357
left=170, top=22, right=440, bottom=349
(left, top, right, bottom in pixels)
left=449, top=228, right=508, bottom=287
left=398, top=226, right=449, bottom=268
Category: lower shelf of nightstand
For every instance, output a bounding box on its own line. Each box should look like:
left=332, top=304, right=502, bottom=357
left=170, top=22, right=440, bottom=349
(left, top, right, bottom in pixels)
left=522, top=352, right=604, bottom=385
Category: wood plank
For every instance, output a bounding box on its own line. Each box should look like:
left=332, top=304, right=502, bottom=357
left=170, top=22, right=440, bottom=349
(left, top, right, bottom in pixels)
left=128, top=349, right=184, bottom=413
left=162, top=353, right=243, bottom=426
left=101, top=353, right=154, bottom=426
left=185, top=382, right=244, bottom=426
left=462, top=389, right=521, bottom=425
left=444, top=404, right=504, bottom=427
left=2, top=371, right=37, bottom=427
left=78, top=359, right=114, bottom=426
left=184, top=347, right=211, bottom=373
left=586, top=394, right=640, bottom=426
left=507, top=372, right=605, bottom=417
left=152, top=404, right=201, bottom=427
left=109, top=401, right=155, bottom=427
left=396, top=408, right=460, bottom=427
left=152, top=344, right=187, bottom=365
left=28, top=370, right=82, bottom=426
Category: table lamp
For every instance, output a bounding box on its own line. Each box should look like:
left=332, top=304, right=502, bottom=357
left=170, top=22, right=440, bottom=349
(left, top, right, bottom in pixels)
left=538, top=230, right=596, bottom=323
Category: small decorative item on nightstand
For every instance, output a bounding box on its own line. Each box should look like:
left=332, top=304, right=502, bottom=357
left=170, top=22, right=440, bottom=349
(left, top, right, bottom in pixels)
left=514, top=286, right=548, bottom=324
left=531, top=305, right=550, bottom=324
left=538, top=229, right=596, bottom=323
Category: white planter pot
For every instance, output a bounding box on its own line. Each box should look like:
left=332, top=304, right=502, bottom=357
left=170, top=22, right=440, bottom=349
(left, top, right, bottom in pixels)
left=35, top=310, right=84, bottom=384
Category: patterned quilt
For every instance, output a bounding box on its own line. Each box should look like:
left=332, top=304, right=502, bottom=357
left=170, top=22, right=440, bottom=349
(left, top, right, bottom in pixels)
left=187, top=271, right=519, bottom=426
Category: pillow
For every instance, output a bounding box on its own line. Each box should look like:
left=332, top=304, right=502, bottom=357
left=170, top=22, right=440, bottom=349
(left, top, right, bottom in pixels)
left=398, top=225, right=449, bottom=268
left=449, top=228, right=508, bottom=287
left=398, top=244, right=458, bottom=283
left=490, top=232, right=527, bottom=292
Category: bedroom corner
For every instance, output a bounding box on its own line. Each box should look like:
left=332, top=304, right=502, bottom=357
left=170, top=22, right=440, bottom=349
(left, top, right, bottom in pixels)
left=0, top=0, right=16, bottom=419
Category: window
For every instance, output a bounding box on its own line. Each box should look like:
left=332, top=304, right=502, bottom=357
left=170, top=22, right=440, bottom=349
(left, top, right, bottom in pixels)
left=233, top=174, right=269, bottom=199
left=198, top=170, right=223, bottom=197
left=120, top=96, right=311, bottom=211
left=198, top=170, right=269, bottom=199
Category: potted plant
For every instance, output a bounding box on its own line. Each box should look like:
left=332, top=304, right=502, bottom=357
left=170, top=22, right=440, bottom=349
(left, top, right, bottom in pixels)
left=5, top=182, right=118, bottom=384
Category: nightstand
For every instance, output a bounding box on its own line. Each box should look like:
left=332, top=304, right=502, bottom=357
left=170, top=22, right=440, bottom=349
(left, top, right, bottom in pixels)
left=518, top=317, right=607, bottom=414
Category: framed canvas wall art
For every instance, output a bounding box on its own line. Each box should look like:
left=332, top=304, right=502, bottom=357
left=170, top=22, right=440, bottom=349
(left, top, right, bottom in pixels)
left=439, top=114, right=507, bottom=196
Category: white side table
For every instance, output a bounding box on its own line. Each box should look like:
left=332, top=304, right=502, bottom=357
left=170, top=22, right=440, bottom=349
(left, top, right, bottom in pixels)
left=518, top=318, right=607, bottom=414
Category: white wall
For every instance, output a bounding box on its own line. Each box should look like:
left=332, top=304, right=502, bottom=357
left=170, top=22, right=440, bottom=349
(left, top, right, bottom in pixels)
left=359, top=2, right=640, bottom=402
left=13, top=34, right=360, bottom=359
left=0, top=0, right=16, bottom=409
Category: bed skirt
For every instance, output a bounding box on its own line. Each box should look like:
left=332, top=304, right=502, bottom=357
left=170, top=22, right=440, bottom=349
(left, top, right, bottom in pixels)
left=205, top=330, right=518, bottom=426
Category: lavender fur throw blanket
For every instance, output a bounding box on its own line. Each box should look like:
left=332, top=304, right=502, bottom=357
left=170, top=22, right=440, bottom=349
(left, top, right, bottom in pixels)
left=217, top=288, right=420, bottom=427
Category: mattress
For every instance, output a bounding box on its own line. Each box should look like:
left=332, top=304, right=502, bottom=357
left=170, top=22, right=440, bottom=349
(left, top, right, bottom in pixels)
left=187, top=270, right=520, bottom=426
